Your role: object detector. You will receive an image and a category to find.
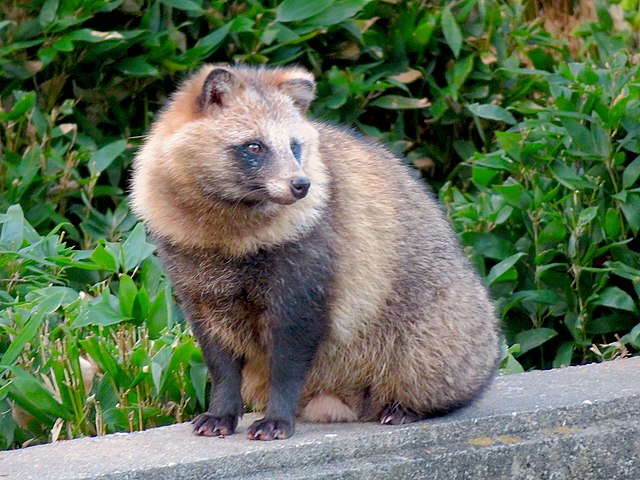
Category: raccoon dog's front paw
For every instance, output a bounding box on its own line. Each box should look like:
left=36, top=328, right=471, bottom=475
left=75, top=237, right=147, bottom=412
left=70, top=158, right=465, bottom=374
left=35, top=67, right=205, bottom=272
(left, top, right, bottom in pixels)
left=246, top=417, right=294, bottom=440
left=192, top=413, right=239, bottom=437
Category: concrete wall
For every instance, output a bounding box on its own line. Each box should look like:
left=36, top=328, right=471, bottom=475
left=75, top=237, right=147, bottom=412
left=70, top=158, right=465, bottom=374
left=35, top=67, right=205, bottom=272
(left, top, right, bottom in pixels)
left=3, top=357, right=640, bottom=479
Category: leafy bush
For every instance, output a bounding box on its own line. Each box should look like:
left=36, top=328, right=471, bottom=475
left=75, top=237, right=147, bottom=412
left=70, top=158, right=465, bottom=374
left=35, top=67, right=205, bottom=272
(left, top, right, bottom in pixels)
left=443, top=50, right=640, bottom=371
left=0, top=205, right=206, bottom=448
left=1, top=0, right=639, bottom=448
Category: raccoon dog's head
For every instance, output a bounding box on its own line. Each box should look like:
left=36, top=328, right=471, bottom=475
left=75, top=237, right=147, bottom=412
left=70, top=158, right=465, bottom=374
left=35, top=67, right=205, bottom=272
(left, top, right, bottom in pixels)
left=175, top=65, right=320, bottom=208
left=131, top=65, right=329, bottom=252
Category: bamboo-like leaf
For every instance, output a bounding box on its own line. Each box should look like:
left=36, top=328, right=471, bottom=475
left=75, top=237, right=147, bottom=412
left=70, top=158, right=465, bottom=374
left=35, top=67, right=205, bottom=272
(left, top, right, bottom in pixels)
left=441, top=6, right=462, bottom=57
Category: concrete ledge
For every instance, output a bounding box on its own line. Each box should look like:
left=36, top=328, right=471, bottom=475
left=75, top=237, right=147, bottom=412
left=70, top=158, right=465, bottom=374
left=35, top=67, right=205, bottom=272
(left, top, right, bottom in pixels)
left=3, top=357, right=640, bottom=479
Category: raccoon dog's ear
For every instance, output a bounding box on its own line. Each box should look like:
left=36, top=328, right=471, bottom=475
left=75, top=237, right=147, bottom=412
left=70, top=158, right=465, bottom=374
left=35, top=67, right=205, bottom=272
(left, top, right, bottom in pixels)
left=197, top=68, right=239, bottom=110
left=278, top=78, right=316, bottom=113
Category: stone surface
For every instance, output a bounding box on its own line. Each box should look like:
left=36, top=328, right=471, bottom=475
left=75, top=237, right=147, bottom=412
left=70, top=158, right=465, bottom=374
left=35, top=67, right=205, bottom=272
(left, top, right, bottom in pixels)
left=2, top=357, right=639, bottom=479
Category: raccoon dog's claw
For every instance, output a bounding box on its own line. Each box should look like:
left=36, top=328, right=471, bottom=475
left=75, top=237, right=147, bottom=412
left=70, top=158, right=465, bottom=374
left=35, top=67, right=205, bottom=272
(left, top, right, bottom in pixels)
left=192, top=413, right=238, bottom=437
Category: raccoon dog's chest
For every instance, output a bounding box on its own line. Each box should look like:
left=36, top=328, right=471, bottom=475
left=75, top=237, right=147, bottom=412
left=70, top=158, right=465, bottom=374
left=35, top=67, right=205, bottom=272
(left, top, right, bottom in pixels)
left=157, top=227, right=333, bottom=349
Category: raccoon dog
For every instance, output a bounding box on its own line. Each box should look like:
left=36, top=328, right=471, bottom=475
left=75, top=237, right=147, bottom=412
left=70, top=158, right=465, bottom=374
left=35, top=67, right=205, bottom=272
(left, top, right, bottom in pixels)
left=130, top=64, right=500, bottom=441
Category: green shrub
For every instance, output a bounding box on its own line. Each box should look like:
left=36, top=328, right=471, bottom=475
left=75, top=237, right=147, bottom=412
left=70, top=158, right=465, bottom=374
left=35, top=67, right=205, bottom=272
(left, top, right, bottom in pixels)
left=1, top=0, right=639, bottom=448
left=443, top=50, right=640, bottom=371
left=0, top=205, right=206, bottom=448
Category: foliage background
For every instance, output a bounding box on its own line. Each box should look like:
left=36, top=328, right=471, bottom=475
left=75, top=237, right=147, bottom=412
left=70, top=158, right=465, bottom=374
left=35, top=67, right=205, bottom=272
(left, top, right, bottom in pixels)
left=1, top=0, right=639, bottom=448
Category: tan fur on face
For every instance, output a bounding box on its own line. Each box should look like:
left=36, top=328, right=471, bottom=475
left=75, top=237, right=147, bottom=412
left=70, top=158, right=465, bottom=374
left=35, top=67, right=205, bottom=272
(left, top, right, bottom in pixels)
left=130, top=65, right=329, bottom=256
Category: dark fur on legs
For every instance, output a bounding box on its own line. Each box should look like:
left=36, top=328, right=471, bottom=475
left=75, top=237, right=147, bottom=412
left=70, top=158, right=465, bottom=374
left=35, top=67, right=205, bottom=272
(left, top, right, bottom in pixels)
left=161, top=224, right=333, bottom=440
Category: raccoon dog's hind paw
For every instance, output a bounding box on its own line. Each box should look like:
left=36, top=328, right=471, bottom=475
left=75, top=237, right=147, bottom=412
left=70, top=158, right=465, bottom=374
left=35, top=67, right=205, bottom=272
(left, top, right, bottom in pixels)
left=379, top=403, right=422, bottom=425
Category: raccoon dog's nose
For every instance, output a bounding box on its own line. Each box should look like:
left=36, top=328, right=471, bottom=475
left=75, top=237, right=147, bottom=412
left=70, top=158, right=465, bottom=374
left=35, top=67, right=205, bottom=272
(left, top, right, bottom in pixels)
left=290, top=177, right=311, bottom=199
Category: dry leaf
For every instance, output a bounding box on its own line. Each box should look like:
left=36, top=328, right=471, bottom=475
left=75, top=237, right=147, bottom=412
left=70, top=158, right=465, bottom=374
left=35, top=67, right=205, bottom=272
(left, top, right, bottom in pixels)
left=390, top=68, right=423, bottom=84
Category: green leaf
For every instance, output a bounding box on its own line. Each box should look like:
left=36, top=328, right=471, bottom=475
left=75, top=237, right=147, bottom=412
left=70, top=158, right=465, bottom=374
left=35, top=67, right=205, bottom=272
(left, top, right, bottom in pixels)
left=51, top=36, right=74, bottom=52
left=121, top=223, right=156, bottom=272
left=494, top=182, right=531, bottom=208
left=412, top=13, right=437, bottom=48
left=303, top=0, right=368, bottom=26
left=471, top=166, right=498, bottom=187
left=623, top=156, right=640, bottom=189
left=196, top=22, right=232, bottom=49
left=500, top=352, right=525, bottom=374
left=608, top=95, right=631, bottom=128
left=80, top=336, right=130, bottom=387
left=118, top=275, right=138, bottom=318
left=591, top=120, right=610, bottom=157
left=563, top=312, right=585, bottom=345
left=90, top=243, right=119, bottom=272
left=450, top=55, right=474, bottom=90
left=561, top=118, right=594, bottom=153
left=461, top=232, right=515, bottom=261
left=148, top=289, right=170, bottom=339
left=552, top=342, right=574, bottom=368
left=486, top=253, right=527, bottom=285
left=620, top=323, right=640, bottom=349
left=591, top=286, right=638, bottom=313
left=619, top=193, right=640, bottom=234
left=102, top=408, right=129, bottom=430
left=230, top=16, right=256, bottom=33
left=16, top=146, right=41, bottom=199
left=8, top=368, right=72, bottom=421
left=0, top=205, right=24, bottom=251
left=139, top=256, right=166, bottom=298
left=441, top=6, right=462, bottom=58
left=73, top=302, right=128, bottom=328
left=467, top=103, right=516, bottom=125
left=498, top=66, right=550, bottom=76
left=473, top=153, right=516, bottom=172
left=190, top=361, right=208, bottom=409
left=1, top=92, right=36, bottom=121
left=90, top=140, right=127, bottom=174
left=0, top=40, right=43, bottom=59
left=595, top=0, right=614, bottom=31
left=370, top=95, right=429, bottom=109
left=0, top=399, right=15, bottom=449
left=66, top=29, right=128, bottom=43
left=504, top=289, right=566, bottom=311
left=158, top=0, right=203, bottom=12
left=39, top=0, right=58, bottom=26
left=0, top=312, right=43, bottom=369
left=577, top=206, right=599, bottom=228
left=151, top=359, right=164, bottom=394
left=276, top=0, right=333, bottom=23
left=132, top=287, right=150, bottom=323
left=587, top=314, right=638, bottom=335
left=549, top=161, right=595, bottom=190
left=515, top=328, right=558, bottom=356
left=159, top=339, right=195, bottom=394
left=115, top=56, right=159, bottom=77
left=604, top=208, right=621, bottom=239
left=604, top=261, right=640, bottom=282
left=539, top=220, right=567, bottom=244
left=29, top=287, right=78, bottom=314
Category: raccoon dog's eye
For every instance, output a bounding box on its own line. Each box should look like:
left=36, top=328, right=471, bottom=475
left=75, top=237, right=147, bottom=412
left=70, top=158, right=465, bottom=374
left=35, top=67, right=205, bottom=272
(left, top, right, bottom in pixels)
left=247, top=143, right=262, bottom=154
left=290, top=140, right=302, bottom=163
